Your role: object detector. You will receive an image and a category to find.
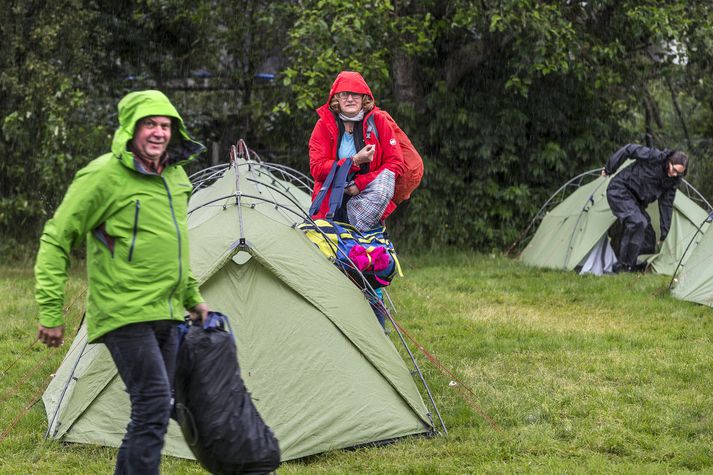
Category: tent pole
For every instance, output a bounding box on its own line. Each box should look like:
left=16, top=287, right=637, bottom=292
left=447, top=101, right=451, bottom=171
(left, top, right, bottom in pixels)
left=669, top=213, right=712, bottom=288
left=563, top=178, right=609, bottom=269
left=507, top=169, right=600, bottom=255
left=45, top=337, right=88, bottom=439
left=231, top=143, right=248, bottom=248
left=386, top=311, right=447, bottom=435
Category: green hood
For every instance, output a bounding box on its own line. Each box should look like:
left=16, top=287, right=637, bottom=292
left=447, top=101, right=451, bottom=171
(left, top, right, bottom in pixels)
left=111, top=90, right=205, bottom=168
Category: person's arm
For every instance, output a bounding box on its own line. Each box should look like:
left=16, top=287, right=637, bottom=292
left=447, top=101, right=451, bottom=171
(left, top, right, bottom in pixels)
left=35, top=163, right=111, bottom=344
left=308, top=119, right=339, bottom=182
left=352, top=113, right=404, bottom=192
left=183, top=268, right=208, bottom=322
left=658, top=186, right=677, bottom=241
left=604, top=144, right=666, bottom=176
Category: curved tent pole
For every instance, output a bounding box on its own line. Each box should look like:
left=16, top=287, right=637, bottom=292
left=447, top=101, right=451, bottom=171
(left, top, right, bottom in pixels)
left=244, top=169, right=311, bottom=212
left=188, top=192, right=307, bottom=222
left=668, top=213, right=713, bottom=289
left=562, top=177, right=609, bottom=269
left=680, top=178, right=713, bottom=213
left=191, top=166, right=230, bottom=193
left=45, top=314, right=89, bottom=439
left=257, top=162, right=315, bottom=190
left=507, top=169, right=601, bottom=255
left=262, top=162, right=314, bottom=185
left=244, top=178, right=309, bottom=216
left=188, top=164, right=229, bottom=183
left=384, top=309, right=447, bottom=435
left=253, top=163, right=314, bottom=195
left=190, top=161, right=312, bottom=203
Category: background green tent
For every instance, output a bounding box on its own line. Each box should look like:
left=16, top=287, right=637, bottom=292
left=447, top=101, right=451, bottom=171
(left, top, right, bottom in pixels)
left=43, top=149, right=438, bottom=461
left=517, top=167, right=711, bottom=275
left=670, top=215, right=713, bottom=306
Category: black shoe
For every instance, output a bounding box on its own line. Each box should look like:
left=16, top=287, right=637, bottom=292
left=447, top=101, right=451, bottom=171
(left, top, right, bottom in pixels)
left=612, top=262, right=634, bottom=274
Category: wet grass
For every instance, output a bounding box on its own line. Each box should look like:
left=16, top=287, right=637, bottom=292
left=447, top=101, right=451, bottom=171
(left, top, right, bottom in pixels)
left=1, top=253, right=712, bottom=473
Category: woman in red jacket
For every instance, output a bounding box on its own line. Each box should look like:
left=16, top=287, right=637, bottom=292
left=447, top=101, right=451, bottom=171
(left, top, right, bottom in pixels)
left=309, top=71, right=404, bottom=229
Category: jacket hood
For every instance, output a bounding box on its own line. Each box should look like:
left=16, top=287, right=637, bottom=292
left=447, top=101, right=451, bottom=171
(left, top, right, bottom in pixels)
left=111, top=90, right=205, bottom=170
left=327, top=71, right=374, bottom=103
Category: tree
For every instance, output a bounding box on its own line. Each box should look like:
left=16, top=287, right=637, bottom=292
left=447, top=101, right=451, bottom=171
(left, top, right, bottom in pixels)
left=0, top=0, right=107, bottom=256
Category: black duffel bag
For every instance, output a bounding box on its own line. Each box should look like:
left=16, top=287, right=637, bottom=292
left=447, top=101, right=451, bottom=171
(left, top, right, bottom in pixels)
left=174, top=312, right=281, bottom=475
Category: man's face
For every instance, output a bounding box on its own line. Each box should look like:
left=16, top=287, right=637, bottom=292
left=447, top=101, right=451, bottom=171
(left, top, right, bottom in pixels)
left=132, top=116, right=172, bottom=161
left=667, top=161, right=686, bottom=177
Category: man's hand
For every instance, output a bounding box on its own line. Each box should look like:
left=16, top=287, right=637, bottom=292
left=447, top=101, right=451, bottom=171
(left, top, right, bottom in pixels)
left=601, top=168, right=608, bottom=177
left=345, top=184, right=360, bottom=196
left=37, top=325, right=65, bottom=348
left=189, top=302, right=210, bottom=323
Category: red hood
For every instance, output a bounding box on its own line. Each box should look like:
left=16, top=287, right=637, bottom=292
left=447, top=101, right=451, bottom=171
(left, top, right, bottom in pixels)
left=327, top=71, right=374, bottom=103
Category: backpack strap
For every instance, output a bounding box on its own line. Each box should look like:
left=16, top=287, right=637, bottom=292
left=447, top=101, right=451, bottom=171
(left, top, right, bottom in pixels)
left=367, top=115, right=379, bottom=142
left=308, top=160, right=339, bottom=216
left=325, top=156, right=353, bottom=218
left=308, top=156, right=354, bottom=218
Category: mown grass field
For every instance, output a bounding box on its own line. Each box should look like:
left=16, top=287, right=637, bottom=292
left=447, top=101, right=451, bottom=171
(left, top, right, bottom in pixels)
left=1, top=253, right=712, bottom=474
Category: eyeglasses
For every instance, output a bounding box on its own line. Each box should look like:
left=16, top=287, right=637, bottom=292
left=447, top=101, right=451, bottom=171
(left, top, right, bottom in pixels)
left=668, top=161, right=686, bottom=176
left=336, top=91, right=362, bottom=100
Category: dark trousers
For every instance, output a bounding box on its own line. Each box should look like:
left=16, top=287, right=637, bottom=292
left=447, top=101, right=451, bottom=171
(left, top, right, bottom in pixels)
left=607, top=186, right=656, bottom=267
left=103, top=320, right=180, bottom=475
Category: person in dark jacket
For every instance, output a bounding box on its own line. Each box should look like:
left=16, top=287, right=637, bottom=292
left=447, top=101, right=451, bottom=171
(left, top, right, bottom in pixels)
left=602, top=144, right=688, bottom=273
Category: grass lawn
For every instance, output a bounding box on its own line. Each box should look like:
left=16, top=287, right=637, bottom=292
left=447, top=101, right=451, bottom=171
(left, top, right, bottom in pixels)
left=0, top=253, right=712, bottom=473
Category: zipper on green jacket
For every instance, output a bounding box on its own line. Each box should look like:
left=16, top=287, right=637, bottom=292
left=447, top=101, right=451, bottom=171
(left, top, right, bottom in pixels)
left=162, top=177, right=182, bottom=318
left=128, top=200, right=140, bottom=262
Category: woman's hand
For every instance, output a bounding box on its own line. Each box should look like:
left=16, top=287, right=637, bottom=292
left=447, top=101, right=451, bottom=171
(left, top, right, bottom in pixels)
left=345, top=184, right=360, bottom=196
left=353, top=144, right=375, bottom=166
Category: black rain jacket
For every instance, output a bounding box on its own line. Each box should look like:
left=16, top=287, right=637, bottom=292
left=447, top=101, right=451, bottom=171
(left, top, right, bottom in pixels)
left=605, top=144, right=682, bottom=241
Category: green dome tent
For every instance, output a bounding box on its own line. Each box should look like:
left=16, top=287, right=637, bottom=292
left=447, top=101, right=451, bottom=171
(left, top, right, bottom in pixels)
left=517, top=167, right=711, bottom=275
left=670, top=214, right=713, bottom=306
left=43, top=143, right=439, bottom=461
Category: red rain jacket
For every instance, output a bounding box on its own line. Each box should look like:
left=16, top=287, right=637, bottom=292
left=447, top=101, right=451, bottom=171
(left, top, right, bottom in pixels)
left=308, top=71, right=404, bottom=220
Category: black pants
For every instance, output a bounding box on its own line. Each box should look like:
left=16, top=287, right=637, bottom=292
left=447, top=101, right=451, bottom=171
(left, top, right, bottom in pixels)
left=103, top=320, right=180, bottom=475
left=607, top=186, right=656, bottom=267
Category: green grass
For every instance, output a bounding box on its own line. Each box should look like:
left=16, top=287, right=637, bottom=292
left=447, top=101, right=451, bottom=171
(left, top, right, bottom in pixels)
left=1, top=253, right=712, bottom=474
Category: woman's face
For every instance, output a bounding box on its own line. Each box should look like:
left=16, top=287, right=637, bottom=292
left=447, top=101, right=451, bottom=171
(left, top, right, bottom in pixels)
left=336, top=92, right=363, bottom=117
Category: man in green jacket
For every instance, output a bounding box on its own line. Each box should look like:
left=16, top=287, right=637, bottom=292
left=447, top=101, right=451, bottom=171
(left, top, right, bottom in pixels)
left=35, top=90, right=209, bottom=474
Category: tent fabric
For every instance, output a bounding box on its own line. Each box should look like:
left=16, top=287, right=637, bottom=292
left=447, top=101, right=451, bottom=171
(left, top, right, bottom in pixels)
left=670, top=218, right=713, bottom=306
left=579, top=235, right=617, bottom=275
left=519, top=170, right=709, bottom=276
left=43, top=158, right=434, bottom=462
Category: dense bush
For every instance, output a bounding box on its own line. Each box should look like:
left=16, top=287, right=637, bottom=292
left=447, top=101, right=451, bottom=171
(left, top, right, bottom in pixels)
left=3, top=0, right=713, bottom=257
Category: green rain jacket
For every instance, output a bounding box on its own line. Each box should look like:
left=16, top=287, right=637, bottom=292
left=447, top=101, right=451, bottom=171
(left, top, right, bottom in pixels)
left=35, top=90, right=206, bottom=342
